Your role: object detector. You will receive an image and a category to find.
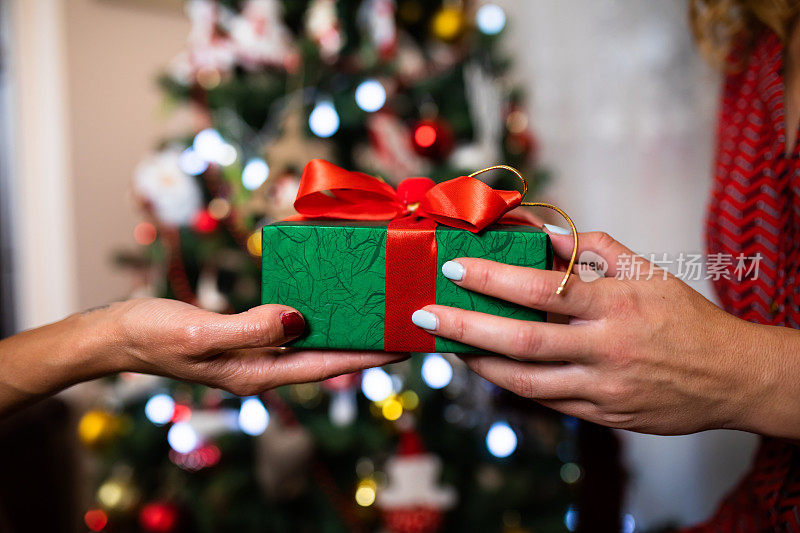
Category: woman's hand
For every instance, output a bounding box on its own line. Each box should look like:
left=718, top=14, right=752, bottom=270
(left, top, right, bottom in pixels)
left=0, top=298, right=404, bottom=415
left=412, top=227, right=800, bottom=438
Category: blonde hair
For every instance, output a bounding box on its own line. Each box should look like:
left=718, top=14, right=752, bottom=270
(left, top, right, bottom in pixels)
left=689, top=0, right=800, bottom=67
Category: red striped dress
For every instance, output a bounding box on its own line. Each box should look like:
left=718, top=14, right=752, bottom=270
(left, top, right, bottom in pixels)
left=688, top=31, right=800, bottom=531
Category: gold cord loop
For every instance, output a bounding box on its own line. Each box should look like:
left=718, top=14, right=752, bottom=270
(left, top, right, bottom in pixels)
left=468, top=165, right=578, bottom=295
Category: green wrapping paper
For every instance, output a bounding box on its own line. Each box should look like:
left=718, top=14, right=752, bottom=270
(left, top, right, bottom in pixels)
left=261, top=221, right=552, bottom=353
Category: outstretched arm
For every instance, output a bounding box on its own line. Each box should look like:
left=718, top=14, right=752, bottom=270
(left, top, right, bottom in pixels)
left=0, top=298, right=403, bottom=416
left=412, top=228, right=800, bottom=439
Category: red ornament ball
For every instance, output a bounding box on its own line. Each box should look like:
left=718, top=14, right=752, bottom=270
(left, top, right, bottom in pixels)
left=414, top=125, right=437, bottom=148
left=411, top=119, right=453, bottom=160
left=134, top=222, right=158, bottom=246
left=84, top=509, right=108, bottom=532
left=191, top=209, right=219, bottom=234
left=170, top=403, right=192, bottom=423
left=139, top=502, right=179, bottom=533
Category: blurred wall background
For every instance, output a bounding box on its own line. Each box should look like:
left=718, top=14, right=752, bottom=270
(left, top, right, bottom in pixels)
left=9, top=0, right=189, bottom=330
left=7, top=0, right=760, bottom=529
left=64, top=0, right=190, bottom=310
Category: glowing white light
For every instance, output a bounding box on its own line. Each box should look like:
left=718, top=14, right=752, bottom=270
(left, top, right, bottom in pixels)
left=564, top=506, right=578, bottom=532
left=476, top=4, right=506, bottom=35
left=309, top=101, right=340, bottom=138
left=361, top=368, right=393, bottom=402
left=145, top=394, right=175, bottom=426
left=242, top=158, right=270, bottom=190
left=178, top=147, right=208, bottom=176
left=391, top=375, right=403, bottom=393
left=192, top=128, right=237, bottom=166
left=329, top=391, right=357, bottom=426
left=167, top=422, right=199, bottom=454
left=355, top=79, right=386, bottom=112
left=622, top=514, right=636, bottom=533
left=217, top=144, right=238, bottom=166
left=238, top=397, right=270, bottom=436
left=193, top=128, right=225, bottom=161
left=486, top=421, right=517, bottom=458
left=421, top=353, right=453, bottom=389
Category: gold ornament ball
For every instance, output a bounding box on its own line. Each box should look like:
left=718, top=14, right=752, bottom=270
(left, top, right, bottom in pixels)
left=431, top=6, right=466, bottom=42
left=381, top=396, right=403, bottom=421
left=97, top=478, right=138, bottom=512
left=354, top=478, right=377, bottom=507
left=196, top=67, right=221, bottom=90
left=246, top=230, right=262, bottom=257
left=78, top=409, right=120, bottom=448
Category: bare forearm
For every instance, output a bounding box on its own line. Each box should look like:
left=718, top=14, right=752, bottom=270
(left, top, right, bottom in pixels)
left=0, top=298, right=404, bottom=418
left=0, top=311, right=121, bottom=416
left=727, top=321, right=800, bottom=440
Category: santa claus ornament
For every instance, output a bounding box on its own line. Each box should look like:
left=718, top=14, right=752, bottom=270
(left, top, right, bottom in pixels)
left=377, top=430, right=456, bottom=533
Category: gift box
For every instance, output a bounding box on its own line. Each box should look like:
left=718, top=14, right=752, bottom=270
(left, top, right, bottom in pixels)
left=261, top=221, right=551, bottom=353
left=260, top=159, right=558, bottom=353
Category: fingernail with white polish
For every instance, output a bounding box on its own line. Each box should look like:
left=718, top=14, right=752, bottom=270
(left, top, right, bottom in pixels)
left=412, top=309, right=438, bottom=330
left=442, top=260, right=465, bottom=281
left=543, top=223, right=571, bottom=235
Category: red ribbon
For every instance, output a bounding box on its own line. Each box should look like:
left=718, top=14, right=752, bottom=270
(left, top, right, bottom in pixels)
left=293, top=159, right=523, bottom=352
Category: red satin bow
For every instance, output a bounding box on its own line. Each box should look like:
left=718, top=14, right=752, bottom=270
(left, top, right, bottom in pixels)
left=294, top=159, right=522, bottom=232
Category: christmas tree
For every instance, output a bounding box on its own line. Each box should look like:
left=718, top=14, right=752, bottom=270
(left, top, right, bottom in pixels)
left=80, top=1, right=621, bottom=532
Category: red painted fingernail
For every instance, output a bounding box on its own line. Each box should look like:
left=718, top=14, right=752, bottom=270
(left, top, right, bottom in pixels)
left=281, top=311, right=305, bottom=337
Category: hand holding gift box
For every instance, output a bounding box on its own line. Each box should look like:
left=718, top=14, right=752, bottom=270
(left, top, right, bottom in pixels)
left=262, top=159, right=577, bottom=353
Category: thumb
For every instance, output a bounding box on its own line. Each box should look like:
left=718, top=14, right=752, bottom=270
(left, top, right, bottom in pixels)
left=543, top=226, right=649, bottom=278
left=201, top=304, right=306, bottom=352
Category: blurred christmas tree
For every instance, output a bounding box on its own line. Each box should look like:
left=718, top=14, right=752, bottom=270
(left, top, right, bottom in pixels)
left=80, top=1, right=618, bottom=532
